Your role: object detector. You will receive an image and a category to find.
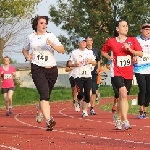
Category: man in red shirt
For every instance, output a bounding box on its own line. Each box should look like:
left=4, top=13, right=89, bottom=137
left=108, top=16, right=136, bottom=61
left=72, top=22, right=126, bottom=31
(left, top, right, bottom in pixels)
left=101, top=20, right=142, bottom=130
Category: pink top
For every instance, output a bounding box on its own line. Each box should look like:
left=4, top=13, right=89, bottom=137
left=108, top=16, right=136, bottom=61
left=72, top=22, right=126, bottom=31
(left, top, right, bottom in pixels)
left=0, top=65, right=16, bottom=88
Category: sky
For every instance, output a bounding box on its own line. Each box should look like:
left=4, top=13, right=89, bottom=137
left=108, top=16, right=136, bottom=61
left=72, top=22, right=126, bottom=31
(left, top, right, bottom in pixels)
left=6, top=0, right=70, bottom=63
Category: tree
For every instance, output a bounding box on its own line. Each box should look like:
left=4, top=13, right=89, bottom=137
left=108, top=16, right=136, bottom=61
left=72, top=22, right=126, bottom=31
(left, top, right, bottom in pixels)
left=0, top=0, right=42, bottom=18
left=49, top=0, right=150, bottom=55
left=0, top=0, right=42, bottom=64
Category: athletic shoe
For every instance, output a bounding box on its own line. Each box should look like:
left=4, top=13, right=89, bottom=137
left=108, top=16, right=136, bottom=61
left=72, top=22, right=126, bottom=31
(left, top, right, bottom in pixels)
left=137, top=110, right=143, bottom=119
left=143, top=112, right=148, bottom=119
left=36, top=113, right=44, bottom=123
left=90, top=109, right=97, bottom=115
left=9, top=108, right=13, bottom=115
left=123, top=120, right=132, bottom=130
left=115, top=119, right=122, bottom=130
left=112, top=105, right=117, bottom=113
left=75, top=101, right=80, bottom=112
left=82, top=110, right=88, bottom=117
left=36, top=105, right=44, bottom=123
left=6, top=112, right=10, bottom=116
left=46, top=117, right=56, bottom=131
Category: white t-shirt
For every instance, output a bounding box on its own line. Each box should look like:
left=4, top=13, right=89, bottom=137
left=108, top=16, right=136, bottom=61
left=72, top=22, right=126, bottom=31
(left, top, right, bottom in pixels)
left=134, top=36, right=150, bottom=74
left=69, top=48, right=96, bottom=78
left=23, top=32, right=62, bottom=66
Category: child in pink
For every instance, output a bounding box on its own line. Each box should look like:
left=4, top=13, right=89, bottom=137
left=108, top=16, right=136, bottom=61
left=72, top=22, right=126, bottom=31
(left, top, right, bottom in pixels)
left=0, top=56, right=16, bottom=116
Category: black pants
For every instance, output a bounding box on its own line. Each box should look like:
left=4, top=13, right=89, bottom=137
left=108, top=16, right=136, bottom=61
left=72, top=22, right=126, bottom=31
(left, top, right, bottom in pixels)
left=135, top=73, right=150, bottom=107
left=31, top=63, right=58, bottom=101
left=111, top=76, right=132, bottom=96
left=69, top=76, right=75, bottom=87
left=75, top=77, right=91, bottom=103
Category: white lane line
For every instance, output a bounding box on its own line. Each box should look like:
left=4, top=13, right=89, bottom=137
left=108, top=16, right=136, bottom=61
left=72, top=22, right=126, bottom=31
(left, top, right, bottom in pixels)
left=0, top=145, right=20, bottom=150
left=14, top=110, right=150, bottom=146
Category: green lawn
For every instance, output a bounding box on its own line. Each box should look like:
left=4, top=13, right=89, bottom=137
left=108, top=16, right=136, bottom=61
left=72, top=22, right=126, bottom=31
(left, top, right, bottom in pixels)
left=0, top=85, right=139, bottom=107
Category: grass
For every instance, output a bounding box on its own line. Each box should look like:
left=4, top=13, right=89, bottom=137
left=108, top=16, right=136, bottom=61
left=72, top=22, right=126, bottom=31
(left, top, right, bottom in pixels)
left=100, top=101, right=150, bottom=115
left=0, top=85, right=139, bottom=108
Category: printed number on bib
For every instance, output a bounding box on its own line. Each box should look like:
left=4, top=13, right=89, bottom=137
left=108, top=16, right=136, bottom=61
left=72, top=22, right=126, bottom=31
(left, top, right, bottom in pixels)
left=34, top=51, right=51, bottom=62
left=79, top=67, right=89, bottom=75
left=141, top=53, right=150, bottom=63
left=4, top=74, right=12, bottom=79
left=117, top=56, right=131, bottom=67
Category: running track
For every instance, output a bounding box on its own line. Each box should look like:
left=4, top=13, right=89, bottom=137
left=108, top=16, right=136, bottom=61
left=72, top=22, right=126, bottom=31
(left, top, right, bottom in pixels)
left=0, top=96, right=150, bottom=150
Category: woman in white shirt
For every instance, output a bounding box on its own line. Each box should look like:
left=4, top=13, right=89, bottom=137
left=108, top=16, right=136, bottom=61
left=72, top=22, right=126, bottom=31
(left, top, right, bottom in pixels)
left=22, top=15, right=65, bottom=131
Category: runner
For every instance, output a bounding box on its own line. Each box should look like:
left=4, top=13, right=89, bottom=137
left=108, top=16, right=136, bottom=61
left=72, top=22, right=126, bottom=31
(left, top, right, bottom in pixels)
left=101, top=20, right=142, bottom=130
left=106, top=59, right=119, bottom=113
left=134, top=23, right=150, bottom=119
left=86, top=36, right=101, bottom=115
left=22, top=15, right=65, bottom=131
left=68, top=37, right=96, bottom=117
left=65, top=60, right=77, bottom=107
left=0, top=56, right=16, bottom=116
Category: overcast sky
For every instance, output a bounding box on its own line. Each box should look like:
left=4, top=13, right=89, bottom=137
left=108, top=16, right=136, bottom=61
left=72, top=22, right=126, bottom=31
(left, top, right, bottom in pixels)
left=6, top=0, right=70, bottom=63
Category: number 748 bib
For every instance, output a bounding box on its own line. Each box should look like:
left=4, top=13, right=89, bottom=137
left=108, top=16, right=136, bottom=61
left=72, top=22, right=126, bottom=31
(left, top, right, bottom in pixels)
left=117, top=55, right=131, bottom=67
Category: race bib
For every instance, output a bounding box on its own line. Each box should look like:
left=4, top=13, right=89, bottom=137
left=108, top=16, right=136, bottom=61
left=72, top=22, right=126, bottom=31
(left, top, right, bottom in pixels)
left=79, top=67, right=89, bottom=75
left=138, top=53, right=150, bottom=64
left=4, top=74, right=12, bottom=79
left=117, top=55, right=131, bottom=67
left=34, top=51, right=51, bottom=63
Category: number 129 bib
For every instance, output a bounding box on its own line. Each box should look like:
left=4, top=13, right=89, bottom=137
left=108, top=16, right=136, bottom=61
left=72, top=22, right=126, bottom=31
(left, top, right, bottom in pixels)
left=117, top=55, right=131, bottom=67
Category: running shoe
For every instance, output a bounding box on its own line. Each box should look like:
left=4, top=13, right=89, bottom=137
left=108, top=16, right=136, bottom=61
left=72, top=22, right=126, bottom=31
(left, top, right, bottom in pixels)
left=115, top=119, right=122, bottom=130
left=36, top=105, right=43, bottom=123
left=137, top=110, right=143, bottom=119
left=46, top=117, right=56, bottom=131
left=36, top=113, right=44, bottom=123
left=82, top=110, right=88, bottom=117
left=75, top=101, right=80, bottom=112
left=143, top=112, right=148, bottom=119
left=6, top=111, right=10, bottom=116
left=123, top=120, right=132, bottom=130
left=90, top=109, right=97, bottom=115
left=9, top=108, right=13, bottom=115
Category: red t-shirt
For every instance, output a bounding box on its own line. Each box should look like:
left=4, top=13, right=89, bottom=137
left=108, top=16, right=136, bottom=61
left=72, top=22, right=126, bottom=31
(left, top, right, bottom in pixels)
left=0, top=66, right=16, bottom=88
left=101, top=37, right=142, bottom=79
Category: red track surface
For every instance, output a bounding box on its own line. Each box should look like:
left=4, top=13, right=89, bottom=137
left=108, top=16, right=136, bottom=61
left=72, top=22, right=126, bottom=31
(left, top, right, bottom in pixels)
left=0, top=96, right=150, bottom=150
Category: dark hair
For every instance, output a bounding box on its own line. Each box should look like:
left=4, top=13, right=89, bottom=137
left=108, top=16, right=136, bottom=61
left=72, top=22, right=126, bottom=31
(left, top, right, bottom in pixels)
left=3, top=56, right=9, bottom=59
left=113, top=20, right=127, bottom=37
left=31, top=15, right=49, bottom=32
left=85, top=35, right=93, bottom=39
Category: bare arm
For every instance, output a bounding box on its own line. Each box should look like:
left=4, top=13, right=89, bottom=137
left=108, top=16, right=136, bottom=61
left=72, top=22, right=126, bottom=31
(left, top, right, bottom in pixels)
left=65, top=67, right=73, bottom=72
left=22, top=49, right=32, bottom=61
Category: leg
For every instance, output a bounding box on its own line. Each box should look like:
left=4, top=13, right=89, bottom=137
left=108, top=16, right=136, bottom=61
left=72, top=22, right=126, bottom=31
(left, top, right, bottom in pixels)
left=143, top=74, right=150, bottom=118
left=7, top=88, right=14, bottom=114
left=1, top=88, right=9, bottom=116
left=112, top=84, right=119, bottom=113
left=75, top=77, right=84, bottom=112
left=111, top=76, right=131, bottom=130
left=69, top=76, right=77, bottom=105
left=83, top=78, right=92, bottom=117
left=135, top=73, right=146, bottom=118
left=90, top=75, right=97, bottom=114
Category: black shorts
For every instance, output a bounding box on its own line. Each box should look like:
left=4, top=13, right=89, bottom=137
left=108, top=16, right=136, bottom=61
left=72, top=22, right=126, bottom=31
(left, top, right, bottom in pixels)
left=69, top=76, right=75, bottom=87
left=31, top=63, right=58, bottom=101
left=111, top=76, right=132, bottom=95
left=1, top=87, right=15, bottom=94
